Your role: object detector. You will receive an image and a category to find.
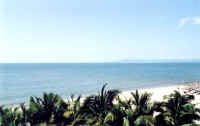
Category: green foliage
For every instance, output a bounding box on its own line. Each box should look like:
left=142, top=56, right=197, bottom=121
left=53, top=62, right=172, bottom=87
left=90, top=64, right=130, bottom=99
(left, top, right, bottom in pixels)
left=28, top=92, right=65, bottom=125
left=182, top=124, right=199, bottom=126
left=0, top=106, right=20, bottom=126
left=134, top=115, right=154, bottom=126
left=0, top=85, right=200, bottom=126
left=80, top=84, right=120, bottom=125
left=155, top=90, right=200, bottom=126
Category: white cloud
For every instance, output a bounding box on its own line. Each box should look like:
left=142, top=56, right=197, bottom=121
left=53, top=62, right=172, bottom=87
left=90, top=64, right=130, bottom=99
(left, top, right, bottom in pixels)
left=178, top=17, right=200, bottom=27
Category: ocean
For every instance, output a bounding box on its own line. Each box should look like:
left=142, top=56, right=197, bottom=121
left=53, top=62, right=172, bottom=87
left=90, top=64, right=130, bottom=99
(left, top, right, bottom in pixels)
left=0, top=63, right=200, bottom=105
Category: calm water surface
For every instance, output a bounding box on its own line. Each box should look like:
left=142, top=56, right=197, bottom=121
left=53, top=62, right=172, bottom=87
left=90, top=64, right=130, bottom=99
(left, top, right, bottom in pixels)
left=0, top=63, right=200, bottom=104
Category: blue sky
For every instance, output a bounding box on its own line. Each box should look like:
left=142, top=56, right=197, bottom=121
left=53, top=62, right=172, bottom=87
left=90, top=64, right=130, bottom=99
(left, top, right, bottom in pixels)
left=1, top=0, right=200, bottom=62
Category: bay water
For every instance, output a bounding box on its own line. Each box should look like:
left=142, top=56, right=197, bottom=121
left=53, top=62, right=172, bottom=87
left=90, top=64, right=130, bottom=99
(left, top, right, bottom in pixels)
left=0, top=63, right=200, bottom=105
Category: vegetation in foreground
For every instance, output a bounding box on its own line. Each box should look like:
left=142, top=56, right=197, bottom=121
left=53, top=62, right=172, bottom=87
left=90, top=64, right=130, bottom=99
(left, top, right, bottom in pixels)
left=0, top=84, right=200, bottom=126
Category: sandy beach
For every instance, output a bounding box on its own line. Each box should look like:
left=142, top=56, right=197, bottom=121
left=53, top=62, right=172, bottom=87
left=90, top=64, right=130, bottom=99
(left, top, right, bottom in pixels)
left=119, top=82, right=200, bottom=105
left=74, top=82, right=200, bottom=108
left=3, top=82, right=200, bottom=125
left=5, top=82, right=200, bottom=109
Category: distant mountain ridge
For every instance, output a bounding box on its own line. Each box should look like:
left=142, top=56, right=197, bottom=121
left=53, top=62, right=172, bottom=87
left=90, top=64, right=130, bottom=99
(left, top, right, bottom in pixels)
left=117, top=59, right=200, bottom=63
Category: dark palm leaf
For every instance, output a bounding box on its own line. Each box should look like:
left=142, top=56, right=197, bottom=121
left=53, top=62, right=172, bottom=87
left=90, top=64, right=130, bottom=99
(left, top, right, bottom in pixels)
left=155, top=90, right=200, bottom=126
left=80, top=84, right=120, bottom=125
left=0, top=106, right=21, bottom=126
left=28, top=92, right=64, bottom=125
left=134, top=115, right=154, bottom=126
left=131, top=90, right=153, bottom=116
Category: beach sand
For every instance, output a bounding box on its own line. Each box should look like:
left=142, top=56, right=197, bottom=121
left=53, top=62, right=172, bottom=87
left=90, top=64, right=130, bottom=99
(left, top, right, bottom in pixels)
left=119, top=83, right=200, bottom=105
left=6, top=82, right=200, bottom=109
left=118, top=83, right=200, bottom=124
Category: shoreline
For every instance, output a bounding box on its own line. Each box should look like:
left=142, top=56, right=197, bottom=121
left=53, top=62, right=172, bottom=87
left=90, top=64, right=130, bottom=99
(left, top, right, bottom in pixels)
left=119, top=82, right=200, bottom=106
left=72, top=82, right=200, bottom=106
left=120, top=84, right=185, bottom=102
left=3, top=82, right=200, bottom=108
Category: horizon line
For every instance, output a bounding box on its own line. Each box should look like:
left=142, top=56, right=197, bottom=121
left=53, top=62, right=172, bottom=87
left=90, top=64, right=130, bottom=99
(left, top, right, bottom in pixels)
left=1, top=59, right=200, bottom=64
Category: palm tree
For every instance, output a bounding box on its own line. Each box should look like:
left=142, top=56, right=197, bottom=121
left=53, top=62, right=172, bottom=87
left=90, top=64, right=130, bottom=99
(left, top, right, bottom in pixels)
left=102, top=90, right=157, bottom=126
left=80, top=84, right=120, bottom=125
left=155, top=90, right=200, bottom=126
left=53, top=95, right=85, bottom=126
left=28, top=92, right=64, bottom=125
left=131, top=90, right=153, bottom=115
left=18, top=103, right=30, bottom=126
left=103, top=100, right=127, bottom=126
left=129, top=90, right=156, bottom=126
left=51, top=98, right=69, bottom=126
left=0, top=106, right=20, bottom=126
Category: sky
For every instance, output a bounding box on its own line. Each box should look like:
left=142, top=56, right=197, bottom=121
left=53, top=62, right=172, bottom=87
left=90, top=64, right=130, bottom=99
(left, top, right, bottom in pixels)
left=1, top=0, right=200, bottom=63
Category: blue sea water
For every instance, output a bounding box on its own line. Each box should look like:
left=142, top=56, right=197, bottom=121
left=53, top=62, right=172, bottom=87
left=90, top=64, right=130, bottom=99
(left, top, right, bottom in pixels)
left=0, top=63, right=200, bottom=105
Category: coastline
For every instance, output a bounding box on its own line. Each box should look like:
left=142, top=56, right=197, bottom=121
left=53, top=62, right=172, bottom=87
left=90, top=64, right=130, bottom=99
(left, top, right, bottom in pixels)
left=3, top=82, right=200, bottom=108
left=120, top=82, right=200, bottom=106
left=78, top=82, right=200, bottom=107
left=120, top=84, right=185, bottom=102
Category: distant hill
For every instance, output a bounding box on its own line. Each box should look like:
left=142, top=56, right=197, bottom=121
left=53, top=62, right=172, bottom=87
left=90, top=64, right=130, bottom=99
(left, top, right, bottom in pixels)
left=117, top=59, right=200, bottom=63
